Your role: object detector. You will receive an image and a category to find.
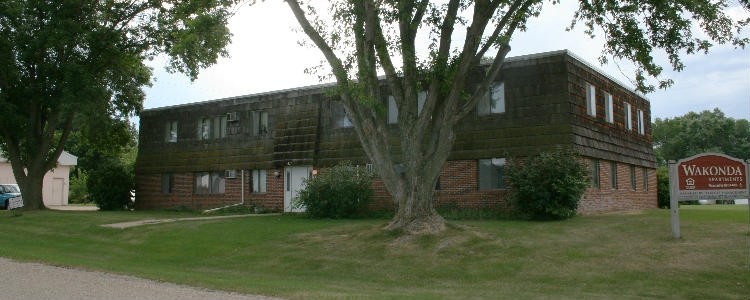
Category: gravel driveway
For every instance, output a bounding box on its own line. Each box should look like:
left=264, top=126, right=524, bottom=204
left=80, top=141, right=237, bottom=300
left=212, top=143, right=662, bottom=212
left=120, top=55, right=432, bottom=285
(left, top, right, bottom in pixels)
left=0, top=258, right=280, bottom=300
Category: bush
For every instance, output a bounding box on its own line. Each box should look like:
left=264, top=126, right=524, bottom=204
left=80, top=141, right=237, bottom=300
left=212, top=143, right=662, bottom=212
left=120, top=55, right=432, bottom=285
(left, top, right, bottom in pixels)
left=656, top=166, right=670, bottom=208
left=294, top=162, right=374, bottom=218
left=87, top=160, right=134, bottom=211
left=506, top=148, right=589, bottom=220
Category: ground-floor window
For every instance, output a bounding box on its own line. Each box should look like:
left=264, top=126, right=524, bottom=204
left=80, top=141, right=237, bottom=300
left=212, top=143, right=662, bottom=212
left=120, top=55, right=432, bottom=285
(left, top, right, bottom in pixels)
left=251, top=169, right=267, bottom=193
left=161, top=173, right=173, bottom=194
left=642, top=167, right=649, bottom=191
left=591, top=159, right=600, bottom=188
left=479, top=158, right=506, bottom=190
left=630, top=165, right=637, bottom=190
left=610, top=162, right=618, bottom=189
left=194, top=171, right=225, bottom=194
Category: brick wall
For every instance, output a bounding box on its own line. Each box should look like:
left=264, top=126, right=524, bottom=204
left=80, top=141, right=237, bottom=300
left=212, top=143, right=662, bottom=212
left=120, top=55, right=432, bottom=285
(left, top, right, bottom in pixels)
left=579, top=158, right=657, bottom=214
left=136, top=158, right=656, bottom=214
left=135, top=169, right=285, bottom=212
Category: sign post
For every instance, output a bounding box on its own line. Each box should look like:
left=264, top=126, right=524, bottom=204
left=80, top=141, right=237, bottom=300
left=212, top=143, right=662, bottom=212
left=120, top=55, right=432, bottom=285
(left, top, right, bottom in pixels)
left=669, top=153, right=749, bottom=239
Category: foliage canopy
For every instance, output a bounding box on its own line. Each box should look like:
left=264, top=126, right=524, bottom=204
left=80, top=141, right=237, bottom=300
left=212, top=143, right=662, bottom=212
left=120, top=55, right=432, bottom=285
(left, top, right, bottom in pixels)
left=0, top=0, right=240, bottom=208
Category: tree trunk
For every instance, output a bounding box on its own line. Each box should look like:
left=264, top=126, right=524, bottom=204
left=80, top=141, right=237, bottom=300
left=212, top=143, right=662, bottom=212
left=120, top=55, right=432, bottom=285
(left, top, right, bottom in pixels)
left=15, top=169, right=46, bottom=210
left=384, top=174, right=445, bottom=234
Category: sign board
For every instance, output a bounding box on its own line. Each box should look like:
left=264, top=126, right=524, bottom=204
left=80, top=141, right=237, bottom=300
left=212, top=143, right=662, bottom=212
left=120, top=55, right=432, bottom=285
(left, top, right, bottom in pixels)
left=675, top=153, right=748, bottom=201
left=8, top=196, right=23, bottom=210
left=668, top=153, right=750, bottom=239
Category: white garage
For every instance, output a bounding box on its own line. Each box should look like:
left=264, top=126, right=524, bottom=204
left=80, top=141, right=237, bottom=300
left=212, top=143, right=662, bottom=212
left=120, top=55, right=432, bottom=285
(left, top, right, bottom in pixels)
left=0, top=151, right=78, bottom=207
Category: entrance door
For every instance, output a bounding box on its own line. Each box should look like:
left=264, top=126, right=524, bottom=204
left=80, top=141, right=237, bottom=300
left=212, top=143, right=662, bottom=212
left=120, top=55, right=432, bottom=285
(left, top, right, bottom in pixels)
left=284, top=166, right=312, bottom=212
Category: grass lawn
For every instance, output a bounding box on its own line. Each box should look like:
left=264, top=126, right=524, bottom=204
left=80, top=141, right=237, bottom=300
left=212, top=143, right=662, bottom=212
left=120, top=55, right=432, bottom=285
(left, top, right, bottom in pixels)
left=1, top=206, right=748, bottom=299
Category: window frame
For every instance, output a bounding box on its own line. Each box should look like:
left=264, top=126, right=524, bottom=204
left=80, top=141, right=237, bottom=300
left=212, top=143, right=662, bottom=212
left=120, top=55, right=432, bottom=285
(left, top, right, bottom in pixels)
left=586, top=82, right=596, bottom=117
left=165, top=121, right=178, bottom=142
left=604, top=93, right=614, bottom=123
left=477, top=82, right=506, bottom=116
left=478, top=158, right=506, bottom=190
left=591, top=159, right=600, bottom=189
left=194, top=171, right=225, bottom=194
left=253, top=111, right=269, bottom=136
left=637, top=109, right=645, bottom=135
left=251, top=169, right=267, bottom=193
left=161, top=173, right=174, bottom=194
left=624, top=102, right=633, bottom=131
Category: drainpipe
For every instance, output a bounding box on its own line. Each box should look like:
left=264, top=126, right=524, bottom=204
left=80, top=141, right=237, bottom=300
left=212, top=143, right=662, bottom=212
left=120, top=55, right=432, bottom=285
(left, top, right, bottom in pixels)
left=202, top=169, right=245, bottom=214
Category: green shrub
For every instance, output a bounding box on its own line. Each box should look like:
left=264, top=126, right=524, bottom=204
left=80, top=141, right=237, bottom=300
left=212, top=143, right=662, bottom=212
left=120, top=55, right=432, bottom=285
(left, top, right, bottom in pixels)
left=87, top=160, right=134, bottom=211
left=506, top=148, right=589, bottom=220
left=294, top=162, right=374, bottom=218
left=656, top=166, right=670, bottom=208
left=68, top=171, right=90, bottom=204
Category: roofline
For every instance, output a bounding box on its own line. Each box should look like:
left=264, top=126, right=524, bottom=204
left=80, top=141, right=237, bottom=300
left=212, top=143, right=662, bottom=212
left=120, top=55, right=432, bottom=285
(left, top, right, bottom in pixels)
left=144, top=49, right=647, bottom=112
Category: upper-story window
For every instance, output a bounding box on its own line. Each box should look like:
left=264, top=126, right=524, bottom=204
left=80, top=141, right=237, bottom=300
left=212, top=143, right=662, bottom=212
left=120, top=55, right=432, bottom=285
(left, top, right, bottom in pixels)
left=387, top=95, right=398, bottom=124
left=604, top=93, right=614, bottom=123
left=332, top=102, right=353, bottom=129
left=624, top=102, right=633, bottom=131
left=213, top=115, right=227, bottom=138
left=478, top=82, right=505, bottom=115
left=198, top=117, right=211, bottom=140
left=252, top=111, right=269, bottom=136
left=586, top=82, right=596, bottom=117
left=197, top=116, right=227, bottom=140
left=388, top=91, right=428, bottom=123
left=417, top=91, right=427, bottom=115
left=637, top=109, right=645, bottom=135
left=165, top=121, right=178, bottom=142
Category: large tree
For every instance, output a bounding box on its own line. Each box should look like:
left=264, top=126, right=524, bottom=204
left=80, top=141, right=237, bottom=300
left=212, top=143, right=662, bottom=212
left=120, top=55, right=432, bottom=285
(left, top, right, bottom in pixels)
left=653, top=108, right=750, bottom=165
left=0, top=0, right=239, bottom=209
left=285, top=0, right=748, bottom=233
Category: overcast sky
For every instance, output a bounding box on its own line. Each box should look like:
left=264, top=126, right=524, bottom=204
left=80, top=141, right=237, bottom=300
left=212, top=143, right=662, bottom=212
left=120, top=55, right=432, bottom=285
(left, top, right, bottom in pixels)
left=144, top=1, right=749, bottom=121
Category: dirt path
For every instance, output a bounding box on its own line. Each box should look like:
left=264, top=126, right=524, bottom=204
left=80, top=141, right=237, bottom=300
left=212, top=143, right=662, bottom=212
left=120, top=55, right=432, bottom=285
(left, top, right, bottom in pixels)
left=0, top=258, right=281, bottom=300
left=100, top=213, right=281, bottom=229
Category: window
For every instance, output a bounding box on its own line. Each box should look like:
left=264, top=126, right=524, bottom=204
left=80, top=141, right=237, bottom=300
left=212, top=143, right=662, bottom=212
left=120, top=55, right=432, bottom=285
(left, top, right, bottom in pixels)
left=637, top=109, right=645, bottom=135
left=253, top=111, right=269, bottom=136
left=604, top=93, right=614, bottom=123
left=478, top=82, right=506, bottom=115
left=417, top=91, right=427, bottom=115
left=591, top=159, right=600, bottom=188
left=161, top=173, right=173, bottom=194
left=387, top=95, right=398, bottom=124
left=630, top=165, right=636, bottom=190
left=586, top=82, right=596, bottom=117
left=624, top=102, right=632, bottom=130
left=194, top=171, right=225, bottom=194
left=642, top=168, right=649, bottom=191
left=610, top=161, right=618, bottom=189
left=198, top=118, right=211, bottom=140
left=165, top=121, right=178, bottom=142
left=332, top=102, right=353, bottom=128
left=479, top=158, right=506, bottom=190
left=213, top=115, right=227, bottom=138
left=434, top=175, right=441, bottom=191
left=251, top=169, right=267, bottom=193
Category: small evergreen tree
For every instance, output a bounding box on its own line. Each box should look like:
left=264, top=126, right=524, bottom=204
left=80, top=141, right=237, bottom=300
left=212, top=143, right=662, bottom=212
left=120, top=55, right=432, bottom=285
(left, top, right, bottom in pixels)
left=506, top=148, right=589, bottom=220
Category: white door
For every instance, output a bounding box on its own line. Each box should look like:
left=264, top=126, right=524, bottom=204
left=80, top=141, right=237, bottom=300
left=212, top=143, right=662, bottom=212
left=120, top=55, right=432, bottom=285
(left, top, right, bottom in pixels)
left=284, top=166, right=312, bottom=212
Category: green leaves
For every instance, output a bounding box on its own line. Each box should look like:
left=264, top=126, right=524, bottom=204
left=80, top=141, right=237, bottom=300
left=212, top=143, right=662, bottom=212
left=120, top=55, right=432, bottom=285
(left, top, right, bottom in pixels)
left=572, top=0, right=748, bottom=93
left=652, top=108, right=750, bottom=165
left=506, top=148, right=590, bottom=220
